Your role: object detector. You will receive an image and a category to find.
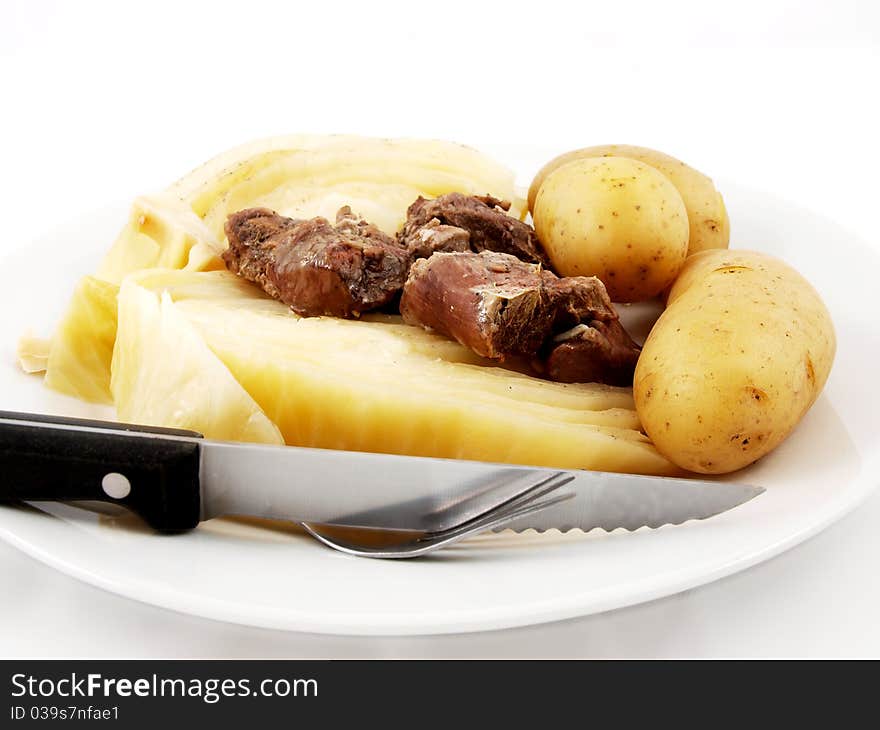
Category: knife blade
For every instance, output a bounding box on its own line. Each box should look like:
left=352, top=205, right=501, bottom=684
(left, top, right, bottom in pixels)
left=200, top=439, right=763, bottom=533
left=0, top=411, right=763, bottom=535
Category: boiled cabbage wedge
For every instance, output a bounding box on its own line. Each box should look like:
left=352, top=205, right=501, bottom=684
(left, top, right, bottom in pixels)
left=111, top=279, right=282, bottom=444
left=43, top=276, right=119, bottom=403
left=113, top=270, right=678, bottom=475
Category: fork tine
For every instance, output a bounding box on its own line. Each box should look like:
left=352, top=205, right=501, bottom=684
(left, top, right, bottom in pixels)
left=416, top=468, right=572, bottom=533
left=420, top=489, right=576, bottom=544
left=476, top=490, right=576, bottom=532
left=369, top=491, right=576, bottom=559
left=419, top=472, right=576, bottom=541
left=301, top=470, right=577, bottom=559
left=419, top=490, right=576, bottom=547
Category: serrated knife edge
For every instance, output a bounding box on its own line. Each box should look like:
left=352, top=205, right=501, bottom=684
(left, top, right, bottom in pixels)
left=494, top=473, right=765, bottom=534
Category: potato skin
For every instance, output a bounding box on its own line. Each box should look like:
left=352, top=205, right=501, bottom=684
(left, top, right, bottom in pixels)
left=633, top=250, right=835, bottom=474
left=533, top=157, right=689, bottom=302
left=529, top=144, right=729, bottom=255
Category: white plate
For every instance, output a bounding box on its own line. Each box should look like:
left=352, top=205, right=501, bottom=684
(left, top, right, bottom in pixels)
left=0, top=181, right=876, bottom=635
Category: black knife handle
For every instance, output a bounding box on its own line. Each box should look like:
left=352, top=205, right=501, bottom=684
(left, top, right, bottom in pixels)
left=0, top=411, right=203, bottom=532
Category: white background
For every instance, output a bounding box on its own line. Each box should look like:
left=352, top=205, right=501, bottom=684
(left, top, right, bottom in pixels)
left=1, top=0, right=878, bottom=657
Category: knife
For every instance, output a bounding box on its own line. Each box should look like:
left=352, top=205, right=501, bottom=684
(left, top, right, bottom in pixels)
left=0, top=411, right=763, bottom=535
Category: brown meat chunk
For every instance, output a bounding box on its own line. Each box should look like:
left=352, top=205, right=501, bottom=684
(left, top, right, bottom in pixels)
left=398, top=193, right=552, bottom=268
left=546, top=277, right=625, bottom=332
left=223, top=207, right=409, bottom=318
left=543, top=322, right=641, bottom=386
left=400, top=250, right=640, bottom=385
left=404, top=218, right=471, bottom=260
left=400, top=252, right=554, bottom=359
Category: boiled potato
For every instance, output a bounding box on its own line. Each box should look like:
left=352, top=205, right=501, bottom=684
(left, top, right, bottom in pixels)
left=634, top=250, right=835, bottom=474
left=533, top=157, right=689, bottom=302
left=529, top=144, right=729, bottom=254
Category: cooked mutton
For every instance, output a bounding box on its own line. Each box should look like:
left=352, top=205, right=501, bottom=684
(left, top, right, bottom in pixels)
left=223, top=207, right=410, bottom=318
left=400, top=250, right=640, bottom=385
left=398, top=193, right=552, bottom=268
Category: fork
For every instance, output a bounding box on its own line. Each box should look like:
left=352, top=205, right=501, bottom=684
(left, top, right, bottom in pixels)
left=301, top=471, right=575, bottom=558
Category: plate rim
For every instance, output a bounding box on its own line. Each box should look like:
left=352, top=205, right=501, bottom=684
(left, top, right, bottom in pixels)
left=1, top=457, right=876, bottom=635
